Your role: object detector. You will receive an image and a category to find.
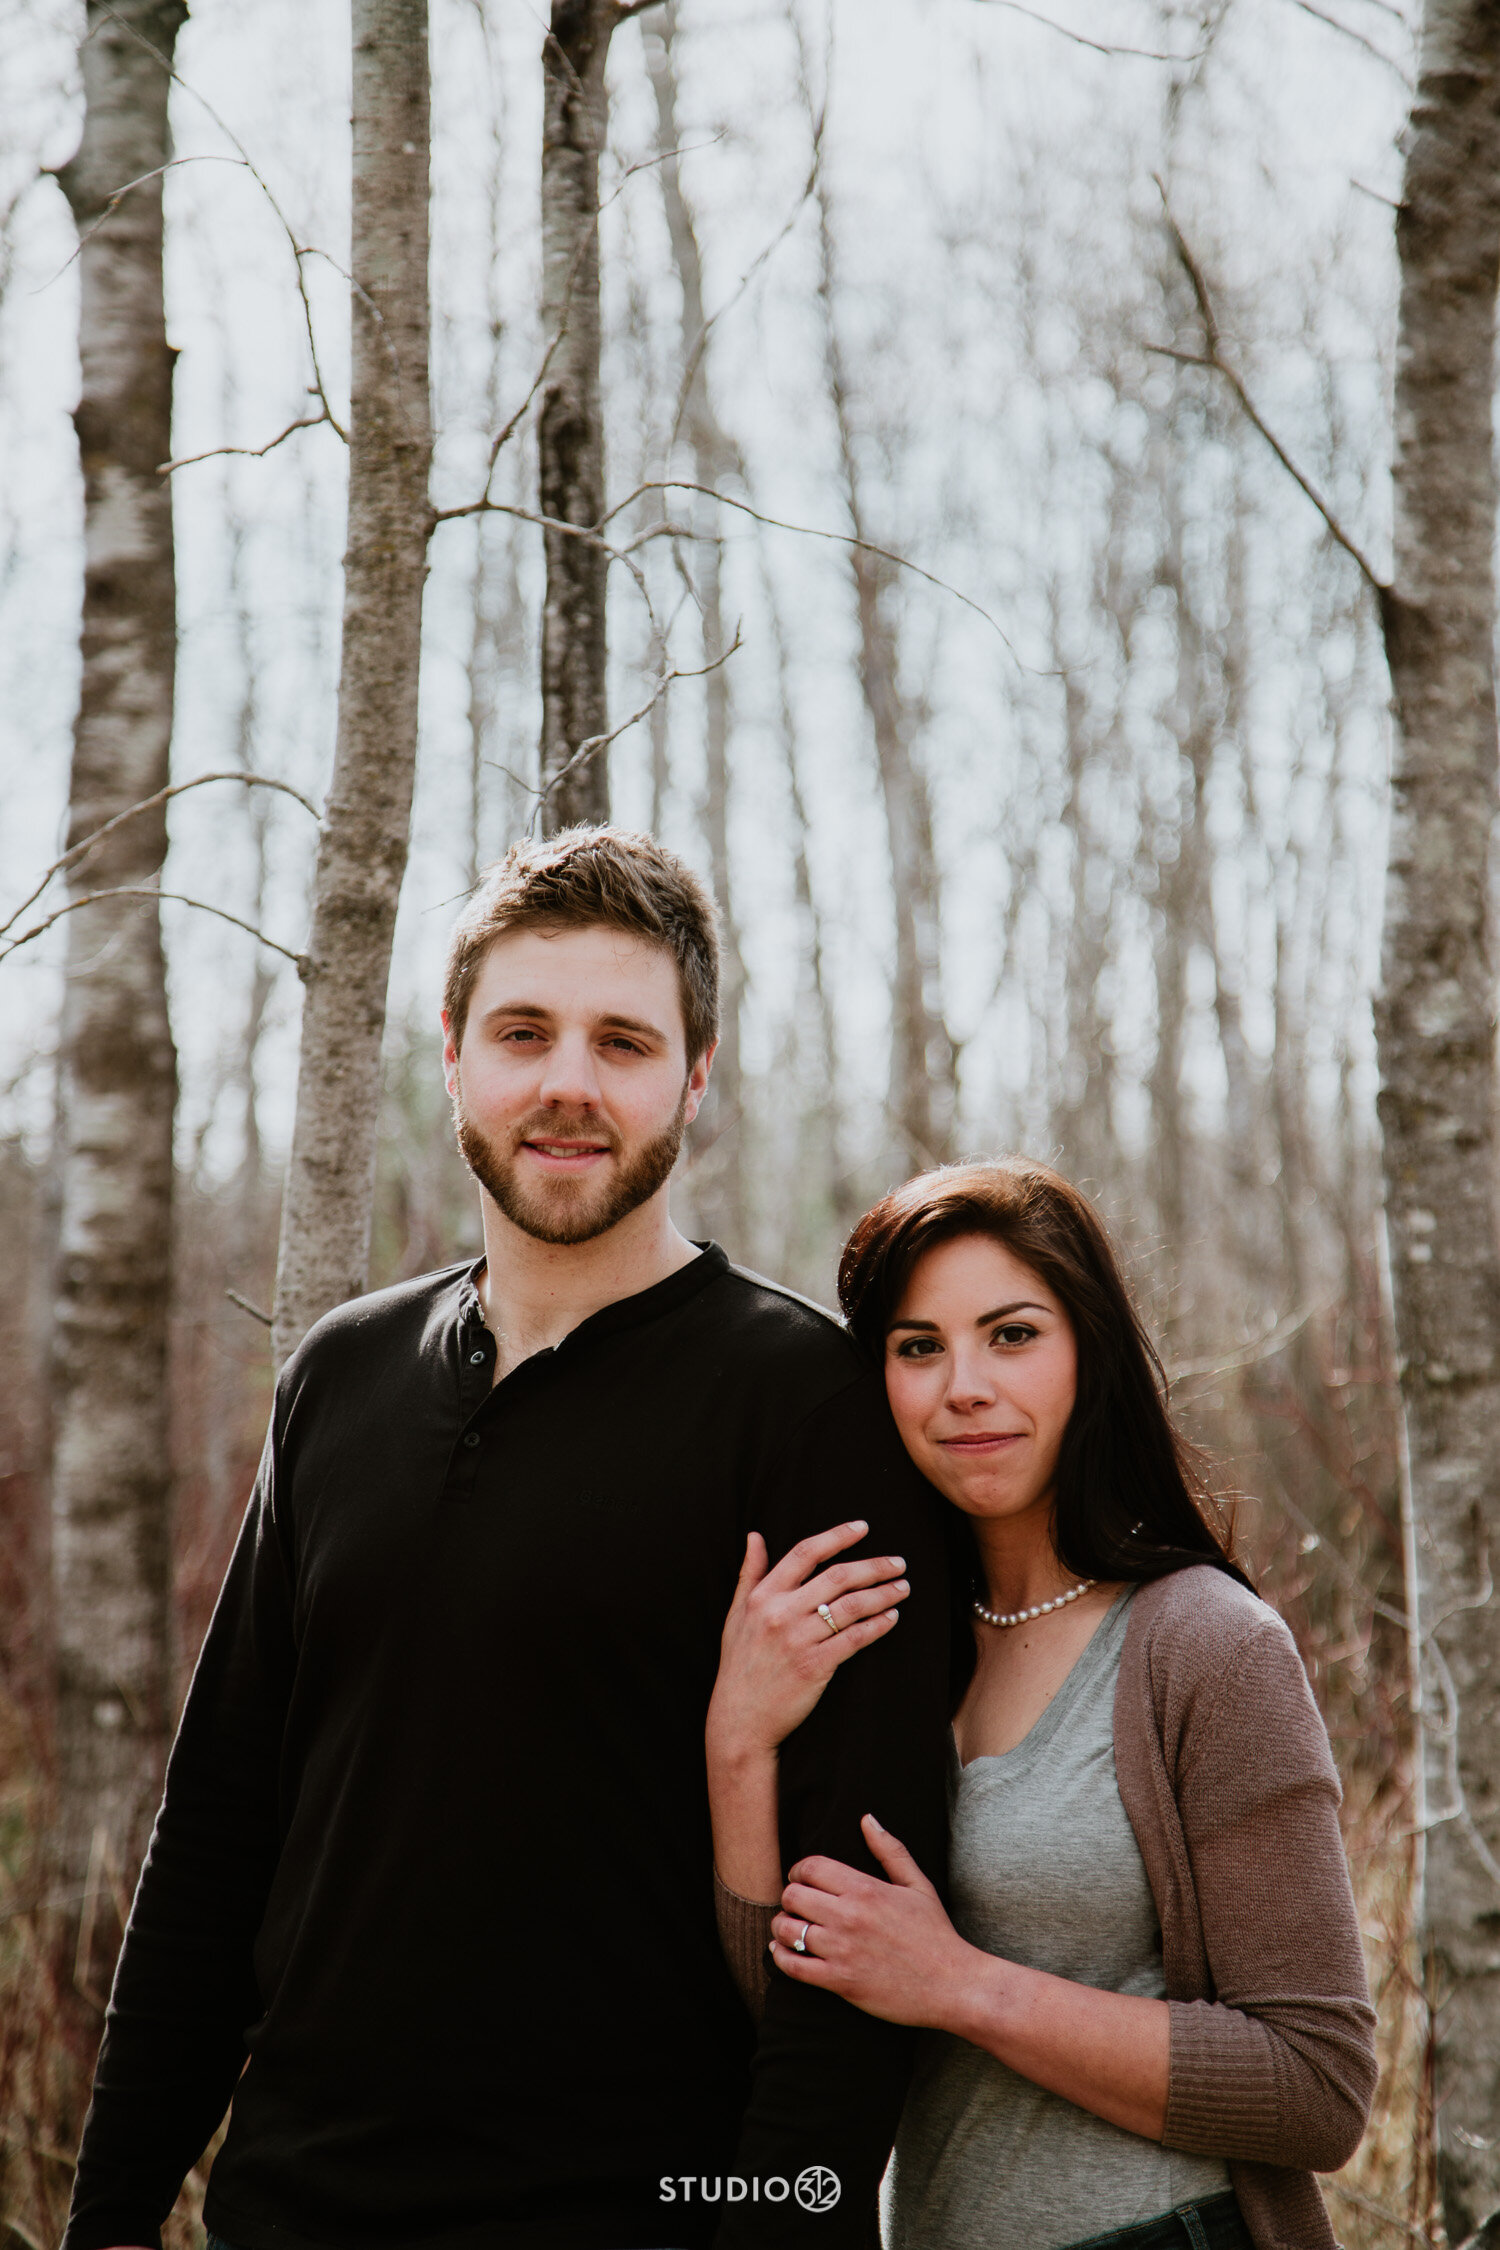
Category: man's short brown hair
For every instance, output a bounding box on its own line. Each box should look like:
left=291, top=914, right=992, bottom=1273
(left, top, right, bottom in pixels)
left=443, top=826, right=721, bottom=1062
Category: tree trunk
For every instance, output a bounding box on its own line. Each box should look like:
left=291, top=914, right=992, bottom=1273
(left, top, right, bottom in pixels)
left=271, top=0, right=431, bottom=1368
left=537, top=0, right=621, bottom=833
left=1377, top=6, right=1500, bottom=2235
left=645, top=3, right=748, bottom=1249
left=814, top=192, right=955, bottom=1175
left=50, top=0, right=186, bottom=1971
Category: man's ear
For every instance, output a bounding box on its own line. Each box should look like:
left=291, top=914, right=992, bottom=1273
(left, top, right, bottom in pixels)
left=440, top=1008, right=459, bottom=1096
left=683, top=1038, right=717, bottom=1128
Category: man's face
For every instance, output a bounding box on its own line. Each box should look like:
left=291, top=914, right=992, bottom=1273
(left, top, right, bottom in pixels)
left=441, top=924, right=713, bottom=1246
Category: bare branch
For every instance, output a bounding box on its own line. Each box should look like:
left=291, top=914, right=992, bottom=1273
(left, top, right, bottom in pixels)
left=599, top=135, right=723, bottom=216
left=159, top=405, right=333, bottom=476
left=1150, top=185, right=1389, bottom=598
left=969, top=0, right=1204, bottom=62
left=226, top=1289, right=273, bottom=1327
left=1167, top=1298, right=1323, bottom=1382
left=529, top=628, right=744, bottom=834
left=0, top=888, right=307, bottom=971
left=1273, top=0, right=1412, bottom=80
left=604, top=480, right=1031, bottom=664
left=94, top=7, right=350, bottom=443
left=0, top=771, right=320, bottom=943
left=664, top=97, right=827, bottom=453
left=33, top=155, right=249, bottom=292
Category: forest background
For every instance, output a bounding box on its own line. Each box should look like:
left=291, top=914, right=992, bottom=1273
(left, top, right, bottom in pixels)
left=0, top=0, right=1487, bottom=2242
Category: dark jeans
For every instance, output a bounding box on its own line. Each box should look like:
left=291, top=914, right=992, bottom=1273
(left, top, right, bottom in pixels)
left=1067, top=2193, right=1252, bottom=2250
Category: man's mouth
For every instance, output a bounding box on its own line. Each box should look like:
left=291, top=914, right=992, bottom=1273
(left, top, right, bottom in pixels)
left=522, top=1138, right=613, bottom=1167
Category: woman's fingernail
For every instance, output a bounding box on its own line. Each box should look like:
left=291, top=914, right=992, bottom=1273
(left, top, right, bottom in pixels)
left=849, top=1519, right=868, bottom=1534
left=866, top=1812, right=884, bottom=1829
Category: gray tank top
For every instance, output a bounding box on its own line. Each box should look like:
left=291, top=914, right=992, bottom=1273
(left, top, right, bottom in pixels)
left=887, top=1586, right=1229, bottom=2249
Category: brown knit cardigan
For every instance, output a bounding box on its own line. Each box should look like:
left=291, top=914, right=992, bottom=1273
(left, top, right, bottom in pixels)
left=714, top=1565, right=1377, bottom=2250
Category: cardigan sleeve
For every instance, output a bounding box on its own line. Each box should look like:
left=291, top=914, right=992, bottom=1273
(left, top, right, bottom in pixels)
left=714, top=1867, right=775, bottom=2020
left=1160, top=1611, right=1378, bottom=2173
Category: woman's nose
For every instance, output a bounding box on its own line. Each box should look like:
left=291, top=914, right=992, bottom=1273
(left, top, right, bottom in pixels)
left=945, top=1348, right=998, bottom=1409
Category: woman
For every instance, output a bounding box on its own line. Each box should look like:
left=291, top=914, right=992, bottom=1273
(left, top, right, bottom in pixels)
left=706, top=1160, right=1376, bottom=2250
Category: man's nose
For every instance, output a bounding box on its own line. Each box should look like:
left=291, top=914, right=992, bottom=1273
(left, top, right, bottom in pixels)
left=536, top=1031, right=602, bottom=1108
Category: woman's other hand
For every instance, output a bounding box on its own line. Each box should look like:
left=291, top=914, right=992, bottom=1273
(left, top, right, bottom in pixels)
left=772, top=1818, right=1171, bottom=2141
left=769, top=1815, right=973, bottom=2029
left=706, top=1522, right=909, bottom=1767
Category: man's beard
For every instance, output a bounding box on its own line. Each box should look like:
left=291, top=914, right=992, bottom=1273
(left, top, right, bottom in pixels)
left=452, top=1089, right=688, bottom=1246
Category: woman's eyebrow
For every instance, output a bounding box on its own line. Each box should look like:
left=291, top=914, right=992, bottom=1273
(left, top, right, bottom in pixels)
left=887, top=1299, right=1050, bottom=1335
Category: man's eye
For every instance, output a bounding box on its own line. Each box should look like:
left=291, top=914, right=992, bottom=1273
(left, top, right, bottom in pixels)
left=501, top=1027, right=542, bottom=1043
left=603, top=1037, right=644, bottom=1054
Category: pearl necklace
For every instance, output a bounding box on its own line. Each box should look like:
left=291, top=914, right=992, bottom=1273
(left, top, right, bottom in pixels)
left=972, top=1578, right=1095, bottom=1629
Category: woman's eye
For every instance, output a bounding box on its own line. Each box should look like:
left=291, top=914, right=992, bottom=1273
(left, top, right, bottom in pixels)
left=894, top=1336, right=941, bottom=1359
left=993, top=1324, right=1037, bottom=1346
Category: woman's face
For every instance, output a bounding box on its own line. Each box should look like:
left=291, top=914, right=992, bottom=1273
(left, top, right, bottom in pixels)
left=882, top=1232, right=1078, bottom=1529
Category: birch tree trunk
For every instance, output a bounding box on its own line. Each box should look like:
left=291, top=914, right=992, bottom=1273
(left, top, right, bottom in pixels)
left=537, top=0, right=624, bottom=833
left=50, top=0, right=186, bottom=1961
left=1377, top=6, right=1500, bottom=2233
left=645, top=4, right=748, bottom=1248
left=271, top=0, right=431, bottom=1368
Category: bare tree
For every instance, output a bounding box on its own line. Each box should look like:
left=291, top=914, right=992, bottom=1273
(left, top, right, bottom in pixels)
left=49, top=0, right=186, bottom=1972
left=813, top=183, right=956, bottom=1175
left=645, top=3, right=748, bottom=1248
left=1376, top=2, right=1500, bottom=2231
left=271, top=0, right=432, bottom=1367
left=537, top=0, right=645, bottom=831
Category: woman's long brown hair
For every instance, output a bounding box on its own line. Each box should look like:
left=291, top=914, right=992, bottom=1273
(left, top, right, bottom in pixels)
left=838, top=1159, right=1251, bottom=1595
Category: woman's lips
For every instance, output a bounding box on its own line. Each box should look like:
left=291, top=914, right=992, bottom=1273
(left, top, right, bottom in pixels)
left=938, top=1432, right=1024, bottom=1452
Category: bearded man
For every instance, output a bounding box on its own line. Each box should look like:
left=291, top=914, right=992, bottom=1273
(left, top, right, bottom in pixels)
left=64, top=827, right=953, bottom=2250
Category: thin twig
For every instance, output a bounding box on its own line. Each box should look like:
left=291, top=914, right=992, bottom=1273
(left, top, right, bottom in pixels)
left=1325, top=2179, right=1428, bottom=2241
left=32, top=155, right=248, bottom=291
left=0, top=770, right=320, bottom=943
left=599, top=136, right=723, bottom=217
left=1150, top=182, right=1389, bottom=597
left=531, top=628, right=744, bottom=833
left=666, top=96, right=827, bottom=453
left=603, top=480, right=1029, bottom=663
left=226, top=1289, right=273, bottom=1327
left=1167, top=1298, right=1323, bottom=1382
left=1274, top=0, right=1412, bottom=80
left=0, top=888, right=307, bottom=970
left=970, top=0, right=1204, bottom=61
left=95, top=7, right=349, bottom=442
left=159, top=405, right=332, bottom=477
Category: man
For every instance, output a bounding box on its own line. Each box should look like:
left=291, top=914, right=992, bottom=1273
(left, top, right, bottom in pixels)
left=65, top=828, right=953, bottom=2250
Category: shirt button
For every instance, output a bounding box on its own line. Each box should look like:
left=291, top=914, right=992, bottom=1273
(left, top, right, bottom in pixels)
left=463, top=1432, right=480, bottom=1449
left=469, top=1350, right=486, bottom=1366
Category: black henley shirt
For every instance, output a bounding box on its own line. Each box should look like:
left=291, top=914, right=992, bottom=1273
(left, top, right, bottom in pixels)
left=64, top=1244, right=953, bottom=2250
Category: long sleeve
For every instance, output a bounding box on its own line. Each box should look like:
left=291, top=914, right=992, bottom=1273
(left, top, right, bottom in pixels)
left=64, top=1421, right=297, bottom=2250
left=714, top=1370, right=953, bottom=2248
left=715, top=1869, right=775, bottom=2020
left=1154, top=1606, right=1378, bottom=2173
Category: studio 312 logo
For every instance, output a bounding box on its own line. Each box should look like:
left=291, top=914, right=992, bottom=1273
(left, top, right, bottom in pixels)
left=795, top=2166, right=841, bottom=2212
